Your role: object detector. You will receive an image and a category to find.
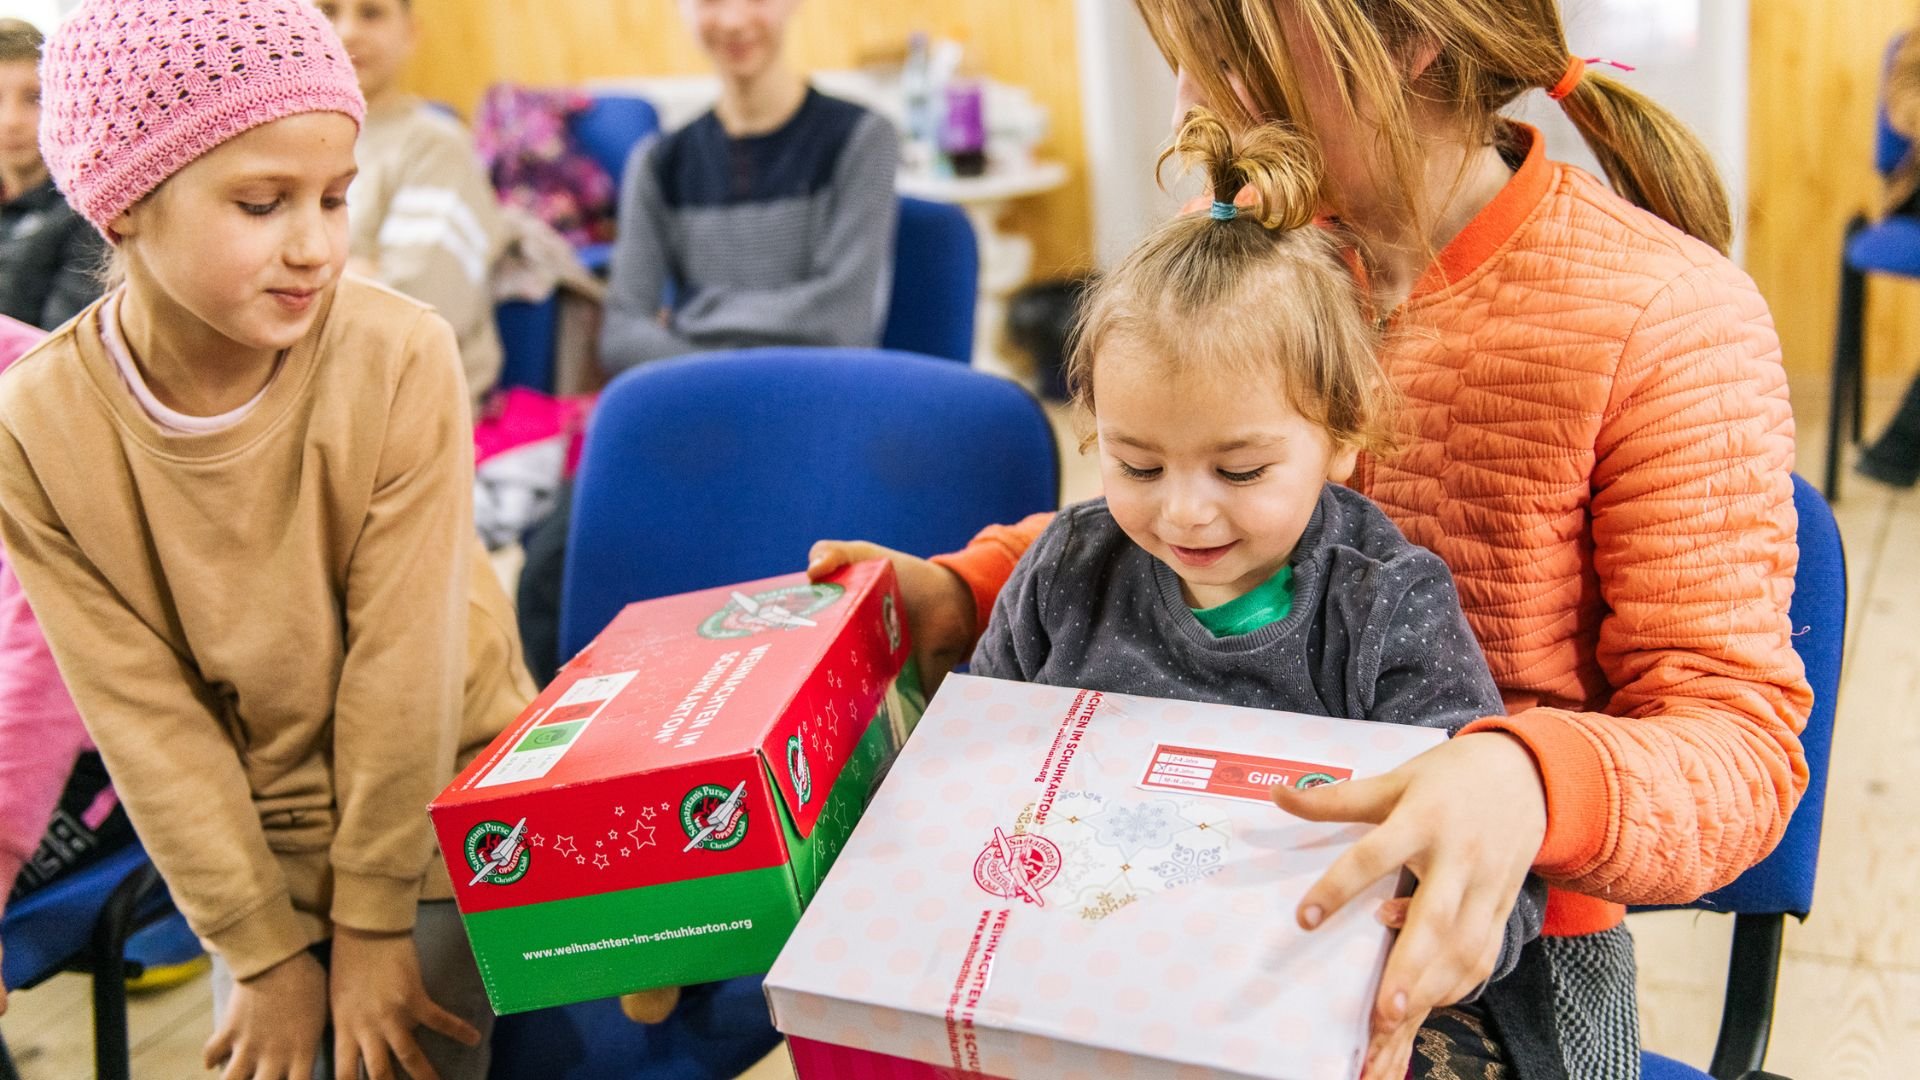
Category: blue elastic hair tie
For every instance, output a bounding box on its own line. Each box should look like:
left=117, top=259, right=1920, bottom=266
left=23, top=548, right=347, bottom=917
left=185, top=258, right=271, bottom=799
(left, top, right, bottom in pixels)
left=1210, top=200, right=1239, bottom=221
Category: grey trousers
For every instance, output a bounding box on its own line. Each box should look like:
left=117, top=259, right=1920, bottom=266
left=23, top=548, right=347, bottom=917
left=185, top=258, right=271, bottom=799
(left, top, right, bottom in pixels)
left=210, top=901, right=494, bottom=1080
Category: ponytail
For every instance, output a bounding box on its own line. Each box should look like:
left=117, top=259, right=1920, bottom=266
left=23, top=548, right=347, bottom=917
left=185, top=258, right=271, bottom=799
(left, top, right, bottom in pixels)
left=1161, top=108, right=1321, bottom=231
left=1556, top=72, right=1733, bottom=254
left=1069, top=109, right=1396, bottom=458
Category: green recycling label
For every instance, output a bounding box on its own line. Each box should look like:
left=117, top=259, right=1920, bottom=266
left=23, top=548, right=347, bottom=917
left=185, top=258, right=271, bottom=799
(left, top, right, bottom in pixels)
left=680, top=783, right=750, bottom=852
left=465, top=819, right=531, bottom=886
left=698, top=584, right=844, bottom=639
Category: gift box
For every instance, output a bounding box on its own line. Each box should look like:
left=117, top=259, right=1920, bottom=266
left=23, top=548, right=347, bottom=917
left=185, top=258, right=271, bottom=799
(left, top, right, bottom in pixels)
left=430, top=562, right=924, bottom=1014
left=764, top=675, right=1445, bottom=1080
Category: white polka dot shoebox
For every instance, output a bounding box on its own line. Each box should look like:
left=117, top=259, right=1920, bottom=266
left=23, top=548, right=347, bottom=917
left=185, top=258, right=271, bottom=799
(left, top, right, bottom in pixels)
left=764, top=673, right=1444, bottom=1079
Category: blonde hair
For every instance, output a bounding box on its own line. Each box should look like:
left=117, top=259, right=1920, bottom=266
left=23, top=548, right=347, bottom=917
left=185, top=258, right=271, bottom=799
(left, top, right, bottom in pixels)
left=1067, top=110, right=1395, bottom=456
left=1134, top=0, right=1733, bottom=255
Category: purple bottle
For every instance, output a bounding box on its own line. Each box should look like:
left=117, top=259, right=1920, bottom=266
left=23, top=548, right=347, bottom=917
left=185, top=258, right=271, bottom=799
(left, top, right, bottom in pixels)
left=941, top=80, right=988, bottom=178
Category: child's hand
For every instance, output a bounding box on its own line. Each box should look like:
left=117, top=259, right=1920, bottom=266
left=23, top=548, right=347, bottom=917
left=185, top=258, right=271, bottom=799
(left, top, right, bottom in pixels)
left=619, top=985, right=682, bottom=1023
left=807, top=540, right=976, bottom=693
left=328, top=927, right=481, bottom=1080
left=1270, top=731, right=1546, bottom=1080
left=202, top=950, right=328, bottom=1080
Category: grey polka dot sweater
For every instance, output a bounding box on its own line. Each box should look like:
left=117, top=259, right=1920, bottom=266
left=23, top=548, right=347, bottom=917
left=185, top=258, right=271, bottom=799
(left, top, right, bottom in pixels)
left=970, top=484, right=1547, bottom=991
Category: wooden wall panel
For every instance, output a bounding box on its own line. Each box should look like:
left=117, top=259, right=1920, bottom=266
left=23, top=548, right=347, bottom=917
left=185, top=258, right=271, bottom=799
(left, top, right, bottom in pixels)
left=401, top=0, right=1092, bottom=276
left=1748, top=2, right=1920, bottom=381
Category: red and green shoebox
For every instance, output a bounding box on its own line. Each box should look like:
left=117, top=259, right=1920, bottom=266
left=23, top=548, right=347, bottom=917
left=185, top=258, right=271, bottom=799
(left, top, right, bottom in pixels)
left=429, top=561, right=925, bottom=1015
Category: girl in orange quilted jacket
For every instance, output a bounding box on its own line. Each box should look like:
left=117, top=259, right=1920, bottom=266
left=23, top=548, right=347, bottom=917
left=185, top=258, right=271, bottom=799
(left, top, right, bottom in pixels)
left=811, top=2, right=1811, bottom=1077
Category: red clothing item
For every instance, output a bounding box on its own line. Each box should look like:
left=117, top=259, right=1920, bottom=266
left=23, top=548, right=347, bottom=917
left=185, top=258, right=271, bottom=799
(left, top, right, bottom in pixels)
left=935, top=128, right=1810, bottom=938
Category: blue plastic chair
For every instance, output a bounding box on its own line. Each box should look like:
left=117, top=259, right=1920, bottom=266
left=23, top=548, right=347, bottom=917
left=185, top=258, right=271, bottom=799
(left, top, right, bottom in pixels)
left=1636, top=474, right=1844, bottom=1080
left=881, top=197, right=979, bottom=363
left=496, top=297, right=562, bottom=394
left=559, top=346, right=1057, bottom=658
left=1828, top=36, right=1918, bottom=499
left=0, top=844, right=189, bottom=1080
left=568, top=94, right=661, bottom=276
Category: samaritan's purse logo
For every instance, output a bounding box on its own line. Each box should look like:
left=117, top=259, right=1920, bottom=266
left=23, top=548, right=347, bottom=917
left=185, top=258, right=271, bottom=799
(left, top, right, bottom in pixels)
left=698, top=583, right=845, bottom=639
left=787, top=735, right=813, bottom=806
left=464, top=819, right=530, bottom=886
left=680, top=783, right=750, bottom=852
left=972, top=828, right=1062, bottom=907
left=881, top=592, right=902, bottom=651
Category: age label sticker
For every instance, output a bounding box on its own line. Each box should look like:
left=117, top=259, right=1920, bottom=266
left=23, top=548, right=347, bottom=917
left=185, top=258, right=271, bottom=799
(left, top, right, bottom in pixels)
left=477, top=670, right=640, bottom=788
left=1138, top=743, right=1351, bottom=804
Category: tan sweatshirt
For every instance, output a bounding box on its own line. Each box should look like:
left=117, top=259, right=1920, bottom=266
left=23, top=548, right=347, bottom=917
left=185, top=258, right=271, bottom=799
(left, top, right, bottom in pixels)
left=350, top=96, right=508, bottom=406
left=0, top=278, right=534, bottom=980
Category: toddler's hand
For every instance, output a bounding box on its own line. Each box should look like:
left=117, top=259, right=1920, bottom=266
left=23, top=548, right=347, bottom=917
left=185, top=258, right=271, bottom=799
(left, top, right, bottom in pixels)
left=806, top=540, right=976, bottom=694
left=620, top=986, right=682, bottom=1023
left=1270, top=731, right=1546, bottom=1080
left=329, top=927, right=480, bottom=1080
left=202, top=949, right=327, bottom=1080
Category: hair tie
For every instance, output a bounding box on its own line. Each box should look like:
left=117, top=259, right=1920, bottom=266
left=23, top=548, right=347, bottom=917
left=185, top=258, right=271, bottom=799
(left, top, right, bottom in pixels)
left=1547, top=55, right=1636, bottom=102
left=1209, top=200, right=1239, bottom=222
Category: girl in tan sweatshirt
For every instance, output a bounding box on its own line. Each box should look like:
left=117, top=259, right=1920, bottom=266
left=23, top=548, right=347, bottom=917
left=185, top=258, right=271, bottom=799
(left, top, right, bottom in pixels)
left=0, top=3, right=533, bottom=1078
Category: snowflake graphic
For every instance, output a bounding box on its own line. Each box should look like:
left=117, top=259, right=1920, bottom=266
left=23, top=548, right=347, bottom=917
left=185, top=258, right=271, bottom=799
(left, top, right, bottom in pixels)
left=1150, top=843, right=1224, bottom=890
left=627, top=821, right=657, bottom=851
left=1052, top=836, right=1102, bottom=892
left=554, top=835, right=578, bottom=860
left=593, top=853, right=610, bottom=870
left=1089, top=801, right=1181, bottom=858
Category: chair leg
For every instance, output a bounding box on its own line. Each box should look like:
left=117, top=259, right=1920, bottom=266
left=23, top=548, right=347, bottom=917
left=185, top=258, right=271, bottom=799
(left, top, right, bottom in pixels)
left=1710, top=913, right=1784, bottom=1080
left=0, top=1029, right=22, bottom=1080
left=88, top=864, right=160, bottom=1080
left=1829, top=216, right=1870, bottom=501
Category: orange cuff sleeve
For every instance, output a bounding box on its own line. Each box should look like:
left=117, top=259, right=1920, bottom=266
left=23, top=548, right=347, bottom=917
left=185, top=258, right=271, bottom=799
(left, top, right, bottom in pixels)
left=1459, top=708, right=1613, bottom=880
left=928, top=512, right=1054, bottom=650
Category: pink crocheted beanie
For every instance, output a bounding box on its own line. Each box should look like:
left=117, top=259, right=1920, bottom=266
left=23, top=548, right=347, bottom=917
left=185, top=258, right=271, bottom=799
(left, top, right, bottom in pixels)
left=38, top=0, right=366, bottom=236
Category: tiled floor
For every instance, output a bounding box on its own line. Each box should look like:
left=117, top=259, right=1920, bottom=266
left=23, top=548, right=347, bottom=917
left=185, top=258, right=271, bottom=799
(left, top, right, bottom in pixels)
left=4, top=377, right=1915, bottom=1078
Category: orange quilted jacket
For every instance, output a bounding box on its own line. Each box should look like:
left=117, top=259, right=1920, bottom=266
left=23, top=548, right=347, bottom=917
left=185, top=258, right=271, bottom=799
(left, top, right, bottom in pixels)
left=938, top=127, right=1813, bottom=937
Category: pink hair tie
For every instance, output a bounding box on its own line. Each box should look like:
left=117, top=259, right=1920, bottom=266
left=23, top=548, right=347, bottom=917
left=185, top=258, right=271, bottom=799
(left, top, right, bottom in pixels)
left=1547, top=56, right=1636, bottom=102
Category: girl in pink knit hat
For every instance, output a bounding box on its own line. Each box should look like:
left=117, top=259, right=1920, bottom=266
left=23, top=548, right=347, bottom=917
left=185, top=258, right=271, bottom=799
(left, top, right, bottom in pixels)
left=0, top=2, right=537, bottom=1078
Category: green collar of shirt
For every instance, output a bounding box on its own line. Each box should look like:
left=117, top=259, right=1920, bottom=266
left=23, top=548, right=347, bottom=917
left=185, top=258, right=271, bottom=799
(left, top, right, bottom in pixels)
left=1190, top=564, right=1296, bottom=638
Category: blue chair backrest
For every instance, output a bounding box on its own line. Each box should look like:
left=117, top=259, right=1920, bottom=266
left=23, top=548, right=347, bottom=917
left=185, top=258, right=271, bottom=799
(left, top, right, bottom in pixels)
left=570, top=94, right=661, bottom=188
left=1879, top=37, right=1912, bottom=176
left=559, top=348, right=1058, bottom=658
left=1668, top=474, right=1844, bottom=919
left=495, top=297, right=560, bottom=394
left=881, top=197, right=979, bottom=364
